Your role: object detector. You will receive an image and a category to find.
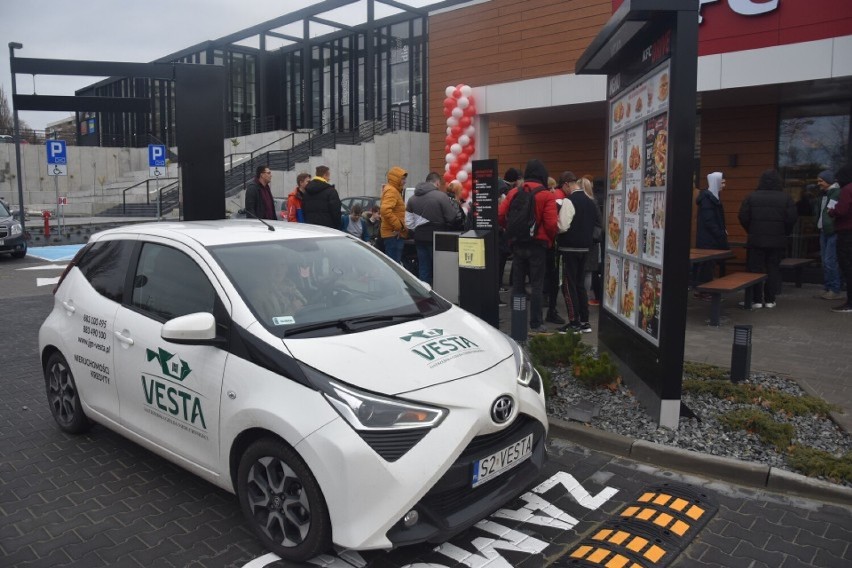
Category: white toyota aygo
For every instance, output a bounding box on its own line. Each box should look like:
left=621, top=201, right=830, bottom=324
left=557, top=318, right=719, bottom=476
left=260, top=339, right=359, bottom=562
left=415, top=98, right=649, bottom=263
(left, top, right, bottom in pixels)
left=39, top=220, right=548, bottom=562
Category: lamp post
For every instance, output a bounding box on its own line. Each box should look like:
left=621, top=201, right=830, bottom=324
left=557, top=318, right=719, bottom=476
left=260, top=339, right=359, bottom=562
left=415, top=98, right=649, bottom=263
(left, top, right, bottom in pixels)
left=8, top=42, right=26, bottom=234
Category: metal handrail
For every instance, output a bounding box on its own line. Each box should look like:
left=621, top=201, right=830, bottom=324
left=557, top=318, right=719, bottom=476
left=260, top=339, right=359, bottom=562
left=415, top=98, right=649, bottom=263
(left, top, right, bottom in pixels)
left=122, top=177, right=178, bottom=214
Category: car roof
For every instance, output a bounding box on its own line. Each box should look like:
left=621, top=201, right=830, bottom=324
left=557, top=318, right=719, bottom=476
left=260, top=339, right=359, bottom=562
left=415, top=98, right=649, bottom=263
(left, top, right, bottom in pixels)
left=93, top=219, right=341, bottom=248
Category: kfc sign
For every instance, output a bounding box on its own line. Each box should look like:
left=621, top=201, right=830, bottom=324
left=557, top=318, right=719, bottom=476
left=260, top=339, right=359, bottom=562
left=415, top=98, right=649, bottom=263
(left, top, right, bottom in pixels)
left=698, top=0, right=779, bottom=24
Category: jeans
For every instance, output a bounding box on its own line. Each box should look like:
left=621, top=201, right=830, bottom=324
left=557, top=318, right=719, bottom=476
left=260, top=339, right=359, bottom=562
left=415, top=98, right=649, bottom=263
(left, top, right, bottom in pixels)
left=747, top=247, right=782, bottom=303
left=384, top=236, right=405, bottom=264
left=511, top=244, right=546, bottom=328
left=820, top=232, right=840, bottom=293
left=415, top=241, right=433, bottom=285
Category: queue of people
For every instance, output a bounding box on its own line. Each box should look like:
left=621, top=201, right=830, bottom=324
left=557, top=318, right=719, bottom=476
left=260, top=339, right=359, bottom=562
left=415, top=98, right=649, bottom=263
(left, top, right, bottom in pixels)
left=246, top=160, right=851, bottom=321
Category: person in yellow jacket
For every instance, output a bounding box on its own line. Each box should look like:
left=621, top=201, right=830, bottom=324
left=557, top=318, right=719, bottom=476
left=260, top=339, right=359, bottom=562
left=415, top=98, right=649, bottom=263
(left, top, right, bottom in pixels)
left=380, top=166, right=409, bottom=263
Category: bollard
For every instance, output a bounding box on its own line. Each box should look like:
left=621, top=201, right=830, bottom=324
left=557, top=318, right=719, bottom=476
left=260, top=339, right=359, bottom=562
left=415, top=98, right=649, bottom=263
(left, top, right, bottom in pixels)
left=42, top=210, right=51, bottom=238
left=730, top=324, right=752, bottom=383
left=511, top=293, right=528, bottom=343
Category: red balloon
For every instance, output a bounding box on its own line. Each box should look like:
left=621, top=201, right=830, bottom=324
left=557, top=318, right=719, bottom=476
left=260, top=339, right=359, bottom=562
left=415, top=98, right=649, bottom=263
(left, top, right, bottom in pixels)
left=449, top=162, right=460, bottom=175
left=450, top=125, right=462, bottom=138
left=464, top=105, right=477, bottom=117
left=443, top=97, right=455, bottom=108
left=457, top=152, right=469, bottom=165
left=444, top=144, right=450, bottom=153
left=452, top=88, right=462, bottom=99
left=459, top=116, right=472, bottom=128
left=444, top=172, right=454, bottom=183
left=467, top=144, right=476, bottom=155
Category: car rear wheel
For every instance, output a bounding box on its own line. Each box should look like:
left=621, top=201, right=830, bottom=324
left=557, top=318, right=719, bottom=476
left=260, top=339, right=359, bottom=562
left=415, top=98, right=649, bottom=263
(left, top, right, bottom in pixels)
left=237, top=437, right=331, bottom=562
left=44, top=352, right=91, bottom=434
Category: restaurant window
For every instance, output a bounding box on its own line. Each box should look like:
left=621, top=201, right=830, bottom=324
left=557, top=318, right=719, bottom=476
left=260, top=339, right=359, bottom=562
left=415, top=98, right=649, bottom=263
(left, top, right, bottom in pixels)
left=778, top=103, right=851, bottom=264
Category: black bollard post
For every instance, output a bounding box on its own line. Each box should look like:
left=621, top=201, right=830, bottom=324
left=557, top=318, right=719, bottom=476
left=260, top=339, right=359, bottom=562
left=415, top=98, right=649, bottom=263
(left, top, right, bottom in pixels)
left=730, top=324, right=752, bottom=383
left=511, top=293, right=528, bottom=343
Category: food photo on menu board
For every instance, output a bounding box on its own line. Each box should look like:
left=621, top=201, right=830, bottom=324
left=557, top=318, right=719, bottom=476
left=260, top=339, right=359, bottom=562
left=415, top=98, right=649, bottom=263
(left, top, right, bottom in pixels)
left=625, top=126, right=643, bottom=187
left=644, top=113, right=668, bottom=188
left=620, top=259, right=638, bottom=325
left=608, top=133, right=625, bottom=191
left=642, top=191, right=665, bottom=263
left=604, top=255, right=621, bottom=313
left=606, top=194, right=623, bottom=252
left=639, top=264, right=662, bottom=339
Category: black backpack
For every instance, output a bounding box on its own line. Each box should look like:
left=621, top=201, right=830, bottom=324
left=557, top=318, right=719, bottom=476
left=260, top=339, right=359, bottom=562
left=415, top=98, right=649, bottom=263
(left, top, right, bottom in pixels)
left=505, top=185, right=545, bottom=243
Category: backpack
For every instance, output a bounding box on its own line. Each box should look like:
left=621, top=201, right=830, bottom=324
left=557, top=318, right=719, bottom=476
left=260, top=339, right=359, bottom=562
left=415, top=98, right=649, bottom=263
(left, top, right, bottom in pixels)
left=505, top=185, right=545, bottom=243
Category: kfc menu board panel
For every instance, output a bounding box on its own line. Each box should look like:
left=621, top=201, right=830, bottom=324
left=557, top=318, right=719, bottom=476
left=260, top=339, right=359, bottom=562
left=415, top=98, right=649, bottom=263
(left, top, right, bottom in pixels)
left=604, top=60, right=669, bottom=344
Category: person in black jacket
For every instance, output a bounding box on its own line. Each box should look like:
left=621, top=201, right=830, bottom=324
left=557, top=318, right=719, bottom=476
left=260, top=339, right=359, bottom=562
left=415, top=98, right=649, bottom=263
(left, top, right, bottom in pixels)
left=302, top=165, right=342, bottom=229
left=738, top=169, right=797, bottom=308
left=694, top=171, right=730, bottom=294
left=244, top=165, right=276, bottom=220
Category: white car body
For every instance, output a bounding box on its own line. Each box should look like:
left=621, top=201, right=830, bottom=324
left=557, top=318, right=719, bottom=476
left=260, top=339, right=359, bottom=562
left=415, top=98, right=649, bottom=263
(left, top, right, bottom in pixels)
left=38, top=220, right=548, bottom=559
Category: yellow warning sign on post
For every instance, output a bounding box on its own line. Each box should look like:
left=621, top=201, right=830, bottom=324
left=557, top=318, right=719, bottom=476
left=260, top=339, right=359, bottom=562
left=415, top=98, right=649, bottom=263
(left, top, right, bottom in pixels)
left=458, top=238, right=485, bottom=269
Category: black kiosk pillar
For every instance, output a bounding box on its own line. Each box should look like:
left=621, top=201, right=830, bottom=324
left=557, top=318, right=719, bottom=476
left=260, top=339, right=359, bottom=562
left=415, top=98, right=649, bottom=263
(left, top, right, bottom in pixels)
left=458, top=160, right=500, bottom=328
left=576, top=0, right=699, bottom=428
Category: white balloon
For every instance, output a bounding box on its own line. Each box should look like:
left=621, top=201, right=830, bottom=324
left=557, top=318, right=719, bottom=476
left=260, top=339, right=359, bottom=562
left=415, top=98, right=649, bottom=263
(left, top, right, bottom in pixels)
left=458, top=134, right=470, bottom=147
left=451, top=107, right=463, bottom=119
left=445, top=86, right=455, bottom=98
left=465, top=126, right=476, bottom=137
left=445, top=153, right=457, bottom=164
left=464, top=162, right=473, bottom=173
left=460, top=85, right=473, bottom=97
left=457, top=96, right=469, bottom=109
left=446, top=116, right=459, bottom=127
left=445, top=163, right=451, bottom=172
left=450, top=143, right=463, bottom=156
left=446, top=127, right=452, bottom=136
left=456, top=170, right=469, bottom=183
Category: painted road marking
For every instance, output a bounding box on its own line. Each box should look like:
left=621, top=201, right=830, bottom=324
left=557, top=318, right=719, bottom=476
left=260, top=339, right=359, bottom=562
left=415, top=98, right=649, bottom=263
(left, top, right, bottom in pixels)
left=27, top=244, right=85, bottom=262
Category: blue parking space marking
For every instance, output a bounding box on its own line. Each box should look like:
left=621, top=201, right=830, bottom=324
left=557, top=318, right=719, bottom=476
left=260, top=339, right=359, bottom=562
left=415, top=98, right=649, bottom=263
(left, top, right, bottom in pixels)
left=27, top=244, right=85, bottom=262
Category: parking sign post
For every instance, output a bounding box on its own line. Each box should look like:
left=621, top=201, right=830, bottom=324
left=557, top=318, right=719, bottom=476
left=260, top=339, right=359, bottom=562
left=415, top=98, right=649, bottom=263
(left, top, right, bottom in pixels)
left=46, top=140, right=68, bottom=234
left=148, top=144, right=166, bottom=220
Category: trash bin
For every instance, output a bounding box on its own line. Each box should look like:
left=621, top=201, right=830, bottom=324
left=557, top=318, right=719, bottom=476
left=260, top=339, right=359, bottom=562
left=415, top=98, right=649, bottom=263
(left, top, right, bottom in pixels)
left=730, top=324, right=752, bottom=383
left=432, top=231, right=461, bottom=304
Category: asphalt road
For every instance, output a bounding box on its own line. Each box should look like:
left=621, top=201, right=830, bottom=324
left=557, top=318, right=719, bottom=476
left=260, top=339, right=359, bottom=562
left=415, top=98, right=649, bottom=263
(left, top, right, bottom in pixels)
left=1, top=252, right=850, bottom=568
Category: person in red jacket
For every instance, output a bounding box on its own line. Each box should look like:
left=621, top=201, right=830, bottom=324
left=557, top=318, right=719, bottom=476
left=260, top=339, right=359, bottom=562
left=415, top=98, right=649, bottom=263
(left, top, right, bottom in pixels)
left=498, top=159, right=558, bottom=333
left=828, top=163, right=852, bottom=313
left=286, top=172, right=311, bottom=222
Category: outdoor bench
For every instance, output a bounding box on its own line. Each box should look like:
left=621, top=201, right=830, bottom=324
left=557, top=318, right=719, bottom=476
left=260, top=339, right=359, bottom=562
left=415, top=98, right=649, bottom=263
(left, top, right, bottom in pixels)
left=696, top=271, right=768, bottom=326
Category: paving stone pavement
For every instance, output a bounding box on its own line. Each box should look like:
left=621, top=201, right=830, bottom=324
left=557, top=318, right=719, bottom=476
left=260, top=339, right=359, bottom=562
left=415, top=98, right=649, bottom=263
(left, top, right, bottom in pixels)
left=1, top=254, right=850, bottom=568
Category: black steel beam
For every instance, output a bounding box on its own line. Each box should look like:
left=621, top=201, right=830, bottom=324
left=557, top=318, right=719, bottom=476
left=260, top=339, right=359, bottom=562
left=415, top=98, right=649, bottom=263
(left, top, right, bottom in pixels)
left=12, top=94, right=150, bottom=113
left=310, top=16, right=355, bottom=31
left=266, top=30, right=302, bottom=43
left=11, top=58, right=174, bottom=79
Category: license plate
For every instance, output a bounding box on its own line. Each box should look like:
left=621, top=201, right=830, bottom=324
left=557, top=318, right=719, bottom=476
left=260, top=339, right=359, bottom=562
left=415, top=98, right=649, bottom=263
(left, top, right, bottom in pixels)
left=471, top=433, right=533, bottom=488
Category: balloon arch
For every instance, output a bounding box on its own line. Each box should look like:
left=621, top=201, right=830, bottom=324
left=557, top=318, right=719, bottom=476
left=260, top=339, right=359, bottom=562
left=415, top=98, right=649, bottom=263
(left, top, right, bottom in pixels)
left=442, top=84, right=476, bottom=202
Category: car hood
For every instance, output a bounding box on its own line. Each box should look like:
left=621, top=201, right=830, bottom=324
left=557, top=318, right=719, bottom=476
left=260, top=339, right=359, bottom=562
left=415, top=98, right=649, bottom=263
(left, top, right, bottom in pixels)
left=282, top=307, right=514, bottom=395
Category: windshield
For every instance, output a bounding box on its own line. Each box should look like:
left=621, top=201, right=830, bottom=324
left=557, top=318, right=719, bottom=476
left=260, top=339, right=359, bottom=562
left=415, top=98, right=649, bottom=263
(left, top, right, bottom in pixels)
left=210, top=235, right=450, bottom=338
left=0, top=201, right=10, bottom=218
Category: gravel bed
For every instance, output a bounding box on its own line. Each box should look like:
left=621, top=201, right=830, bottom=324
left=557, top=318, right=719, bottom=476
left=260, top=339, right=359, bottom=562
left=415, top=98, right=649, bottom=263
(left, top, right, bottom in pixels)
left=546, top=368, right=852, bottom=487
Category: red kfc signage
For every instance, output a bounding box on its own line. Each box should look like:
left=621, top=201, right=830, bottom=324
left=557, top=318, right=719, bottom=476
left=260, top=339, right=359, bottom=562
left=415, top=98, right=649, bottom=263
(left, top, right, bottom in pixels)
left=612, top=0, right=852, bottom=56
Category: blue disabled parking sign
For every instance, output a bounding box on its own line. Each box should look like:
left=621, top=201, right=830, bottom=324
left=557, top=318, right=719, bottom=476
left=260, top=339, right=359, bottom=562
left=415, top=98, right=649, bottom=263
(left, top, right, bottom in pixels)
left=46, top=140, right=67, bottom=176
left=148, top=144, right=166, bottom=178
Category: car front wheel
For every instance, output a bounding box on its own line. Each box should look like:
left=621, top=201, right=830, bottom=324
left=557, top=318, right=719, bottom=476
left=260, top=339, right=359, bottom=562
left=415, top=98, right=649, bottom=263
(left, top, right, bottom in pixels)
left=44, top=352, right=91, bottom=434
left=237, top=437, right=331, bottom=562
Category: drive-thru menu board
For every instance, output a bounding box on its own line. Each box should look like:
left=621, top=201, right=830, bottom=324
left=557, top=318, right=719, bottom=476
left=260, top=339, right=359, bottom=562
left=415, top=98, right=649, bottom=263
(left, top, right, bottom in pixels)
left=604, top=61, right=669, bottom=344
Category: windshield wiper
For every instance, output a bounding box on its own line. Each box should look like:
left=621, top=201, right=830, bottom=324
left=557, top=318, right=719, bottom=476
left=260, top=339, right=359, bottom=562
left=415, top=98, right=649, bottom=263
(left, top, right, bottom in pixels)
left=282, top=312, right=424, bottom=337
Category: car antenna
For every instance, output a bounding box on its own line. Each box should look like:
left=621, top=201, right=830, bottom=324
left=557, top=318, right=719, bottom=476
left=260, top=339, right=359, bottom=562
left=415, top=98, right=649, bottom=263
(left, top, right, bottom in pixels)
left=231, top=199, right=275, bottom=231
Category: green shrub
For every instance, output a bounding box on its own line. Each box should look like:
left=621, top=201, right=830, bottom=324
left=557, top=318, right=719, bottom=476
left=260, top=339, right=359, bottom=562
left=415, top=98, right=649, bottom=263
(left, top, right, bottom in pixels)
left=535, top=364, right=553, bottom=397
left=572, top=351, right=619, bottom=389
left=786, top=446, right=852, bottom=484
left=528, top=333, right=581, bottom=367
left=719, top=408, right=794, bottom=451
left=683, top=361, right=729, bottom=381
left=683, top=379, right=837, bottom=417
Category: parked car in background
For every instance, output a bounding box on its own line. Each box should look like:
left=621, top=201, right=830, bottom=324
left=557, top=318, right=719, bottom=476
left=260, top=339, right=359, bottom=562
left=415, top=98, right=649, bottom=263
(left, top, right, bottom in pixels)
left=340, top=196, right=381, bottom=216
left=38, top=220, right=547, bottom=562
left=0, top=199, right=27, bottom=258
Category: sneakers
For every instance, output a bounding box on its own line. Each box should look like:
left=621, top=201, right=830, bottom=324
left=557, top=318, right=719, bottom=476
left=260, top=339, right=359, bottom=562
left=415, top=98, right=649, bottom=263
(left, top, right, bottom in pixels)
left=738, top=301, right=762, bottom=309
left=529, top=325, right=549, bottom=334
left=832, top=303, right=852, bottom=313
left=577, top=322, right=593, bottom=333
left=557, top=322, right=582, bottom=334
left=763, top=302, right=776, bottom=308
left=545, top=311, right=566, bottom=325
left=499, top=286, right=509, bottom=293
left=822, top=291, right=844, bottom=300
left=589, top=299, right=600, bottom=306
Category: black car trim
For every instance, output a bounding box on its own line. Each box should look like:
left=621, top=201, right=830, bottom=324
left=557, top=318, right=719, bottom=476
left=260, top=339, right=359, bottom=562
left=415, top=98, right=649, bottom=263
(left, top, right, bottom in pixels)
left=228, top=324, right=310, bottom=387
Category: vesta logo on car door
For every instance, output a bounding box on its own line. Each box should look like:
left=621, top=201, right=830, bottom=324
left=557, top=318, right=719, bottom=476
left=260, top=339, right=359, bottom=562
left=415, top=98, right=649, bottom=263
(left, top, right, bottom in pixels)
left=141, top=347, right=208, bottom=436
left=400, top=328, right=483, bottom=367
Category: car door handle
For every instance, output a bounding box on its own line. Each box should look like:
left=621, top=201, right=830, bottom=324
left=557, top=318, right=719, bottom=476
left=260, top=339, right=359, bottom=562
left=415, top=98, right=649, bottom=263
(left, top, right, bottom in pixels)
left=114, top=331, right=134, bottom=346
left=61, top=300, right=76, bottom=313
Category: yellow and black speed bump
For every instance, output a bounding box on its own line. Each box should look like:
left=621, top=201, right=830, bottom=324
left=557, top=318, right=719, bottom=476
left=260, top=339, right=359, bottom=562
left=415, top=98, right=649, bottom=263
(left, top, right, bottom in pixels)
left=554, top=483, right=717, bottom=567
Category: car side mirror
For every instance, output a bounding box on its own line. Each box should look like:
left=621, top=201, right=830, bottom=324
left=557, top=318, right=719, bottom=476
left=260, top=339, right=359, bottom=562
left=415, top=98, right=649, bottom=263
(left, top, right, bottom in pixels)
left=162, top=312, right=223, bottom=345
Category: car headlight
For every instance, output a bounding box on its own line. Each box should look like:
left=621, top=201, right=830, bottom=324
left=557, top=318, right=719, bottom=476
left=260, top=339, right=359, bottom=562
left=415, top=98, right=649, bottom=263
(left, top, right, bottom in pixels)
left=302, top=365, right=446, bottom=431
left=509, top=337, right=541, bottom=392
left=11, top=223, right=22, bottom=236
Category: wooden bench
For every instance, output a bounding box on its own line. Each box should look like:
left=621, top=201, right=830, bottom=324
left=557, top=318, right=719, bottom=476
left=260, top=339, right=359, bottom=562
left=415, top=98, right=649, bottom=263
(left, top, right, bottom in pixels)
left=780, top=257, right=815, bottom=288
left=696, top=272, right=768, bottom=326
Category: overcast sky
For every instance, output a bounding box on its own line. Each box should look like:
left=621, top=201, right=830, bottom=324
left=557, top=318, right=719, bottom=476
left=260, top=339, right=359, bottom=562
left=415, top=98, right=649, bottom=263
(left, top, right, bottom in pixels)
left=0, top=0, right=447, bottom=131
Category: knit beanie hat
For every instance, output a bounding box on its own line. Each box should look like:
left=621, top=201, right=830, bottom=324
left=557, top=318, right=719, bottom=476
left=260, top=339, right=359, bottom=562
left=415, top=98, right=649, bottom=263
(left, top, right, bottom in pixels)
left=818, top=170, right=835, bottom=185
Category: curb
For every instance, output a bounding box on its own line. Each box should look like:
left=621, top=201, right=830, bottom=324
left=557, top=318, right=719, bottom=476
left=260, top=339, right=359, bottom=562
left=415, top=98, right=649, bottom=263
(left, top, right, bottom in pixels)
left=548, top=418, right=852, bottom=506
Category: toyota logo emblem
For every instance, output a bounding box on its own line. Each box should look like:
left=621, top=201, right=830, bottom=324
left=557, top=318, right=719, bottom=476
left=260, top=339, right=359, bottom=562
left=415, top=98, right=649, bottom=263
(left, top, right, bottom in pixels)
left=491, top=396, right=514, bottom=424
